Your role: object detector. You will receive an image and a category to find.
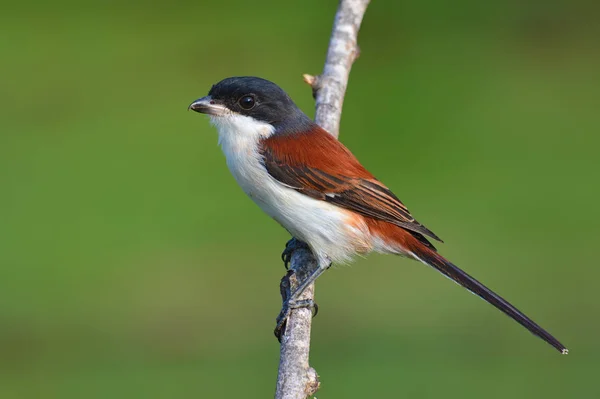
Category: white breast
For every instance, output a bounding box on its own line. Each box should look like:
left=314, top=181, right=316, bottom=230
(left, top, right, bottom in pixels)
left=211, top=114, right=370, bottom=264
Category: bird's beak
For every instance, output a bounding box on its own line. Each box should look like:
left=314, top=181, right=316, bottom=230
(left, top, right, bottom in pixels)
left=188, top=96, right=228, bottom=116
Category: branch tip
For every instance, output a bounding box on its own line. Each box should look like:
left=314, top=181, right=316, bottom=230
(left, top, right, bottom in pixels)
left=302, top=74, right=316, bottom=86
left=303, top=74, right=321, bottom=100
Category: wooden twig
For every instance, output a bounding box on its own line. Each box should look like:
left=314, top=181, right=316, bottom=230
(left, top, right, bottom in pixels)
left=275, top=1, right=371, bottom=398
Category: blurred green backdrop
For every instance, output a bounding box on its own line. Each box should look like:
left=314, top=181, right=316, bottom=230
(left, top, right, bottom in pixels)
left=1, top=0, right=599, bottom=398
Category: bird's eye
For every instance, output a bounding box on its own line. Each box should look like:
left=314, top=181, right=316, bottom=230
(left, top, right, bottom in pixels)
left=238, top=95, right=256, bottom=110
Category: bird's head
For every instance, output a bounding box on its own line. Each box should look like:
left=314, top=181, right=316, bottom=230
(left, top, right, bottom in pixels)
left=189, top=77, right=314, bottom=141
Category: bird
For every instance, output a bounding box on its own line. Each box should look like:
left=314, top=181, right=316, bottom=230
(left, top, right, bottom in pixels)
left=189, top=76, right=567, bottom=354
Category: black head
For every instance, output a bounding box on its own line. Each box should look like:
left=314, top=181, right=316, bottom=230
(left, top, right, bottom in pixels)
left=189, top=77, right=313, bottom=133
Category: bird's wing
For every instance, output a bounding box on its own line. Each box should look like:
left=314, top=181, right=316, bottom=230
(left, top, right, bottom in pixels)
left=259, top=126, right=442, bottom=242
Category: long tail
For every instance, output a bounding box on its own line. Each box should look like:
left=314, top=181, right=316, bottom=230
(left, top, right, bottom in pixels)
left=409, top=241, right=568, bottom=354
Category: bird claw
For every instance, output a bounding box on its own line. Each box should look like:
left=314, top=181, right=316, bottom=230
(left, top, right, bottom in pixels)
left=274, top=298, right=319, bottom=342
left=281, top=238, right=309, bottom=269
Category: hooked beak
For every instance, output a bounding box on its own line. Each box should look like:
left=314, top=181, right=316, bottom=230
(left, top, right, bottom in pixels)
left=188, top=96, right=228, bottom=116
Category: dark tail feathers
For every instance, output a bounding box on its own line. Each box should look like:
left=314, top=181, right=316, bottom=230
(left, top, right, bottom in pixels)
left=411, top=246, right=568, bottom=354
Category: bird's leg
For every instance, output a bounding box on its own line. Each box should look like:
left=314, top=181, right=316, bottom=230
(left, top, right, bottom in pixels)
left=281, top=237, right=310, bottom=269
left=274, top=256, right=331, bottom=341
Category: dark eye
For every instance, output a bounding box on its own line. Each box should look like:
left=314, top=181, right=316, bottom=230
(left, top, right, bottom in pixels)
left=238, top=95, right=255, bottom=110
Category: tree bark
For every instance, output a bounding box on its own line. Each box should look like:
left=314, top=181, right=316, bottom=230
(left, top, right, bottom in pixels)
left=275, top=1, right=371, bottom=398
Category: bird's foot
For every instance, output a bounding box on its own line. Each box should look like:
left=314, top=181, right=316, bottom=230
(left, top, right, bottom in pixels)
left=274, top=297, right=319, bottom=342
left=281, top=238, right=310, bottom=269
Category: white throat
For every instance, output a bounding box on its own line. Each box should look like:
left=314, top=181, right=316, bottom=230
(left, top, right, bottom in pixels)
left=209, top=113, right=276, bottom=205
left=210, top=113, right=274, bottom=151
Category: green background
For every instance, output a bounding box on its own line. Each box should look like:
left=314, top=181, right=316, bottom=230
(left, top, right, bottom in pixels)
left=1, top=1, right=598, bottom=398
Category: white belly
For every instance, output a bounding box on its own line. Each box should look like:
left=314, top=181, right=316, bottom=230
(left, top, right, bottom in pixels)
left=228, top=148, right=368, bottom=264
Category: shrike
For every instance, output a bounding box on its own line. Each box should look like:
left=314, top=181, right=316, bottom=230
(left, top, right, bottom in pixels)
left=189, top=76, right=567, bottom=354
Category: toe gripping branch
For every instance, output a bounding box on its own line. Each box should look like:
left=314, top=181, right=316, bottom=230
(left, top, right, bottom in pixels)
left=281, top=238, right=310, bottom=269
left=275, top=239, right=320, bottom=341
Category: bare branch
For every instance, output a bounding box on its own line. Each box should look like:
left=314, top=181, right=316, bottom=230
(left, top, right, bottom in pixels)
left=310, top=0, right=370, bottom=138
left=275, top=252, right=320, bottom=399
left=275, top=1, right=370, bottom=398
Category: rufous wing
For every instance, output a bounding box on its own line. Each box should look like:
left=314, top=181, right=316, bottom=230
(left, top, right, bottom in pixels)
left=260, top=126, right=442, bottom=242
